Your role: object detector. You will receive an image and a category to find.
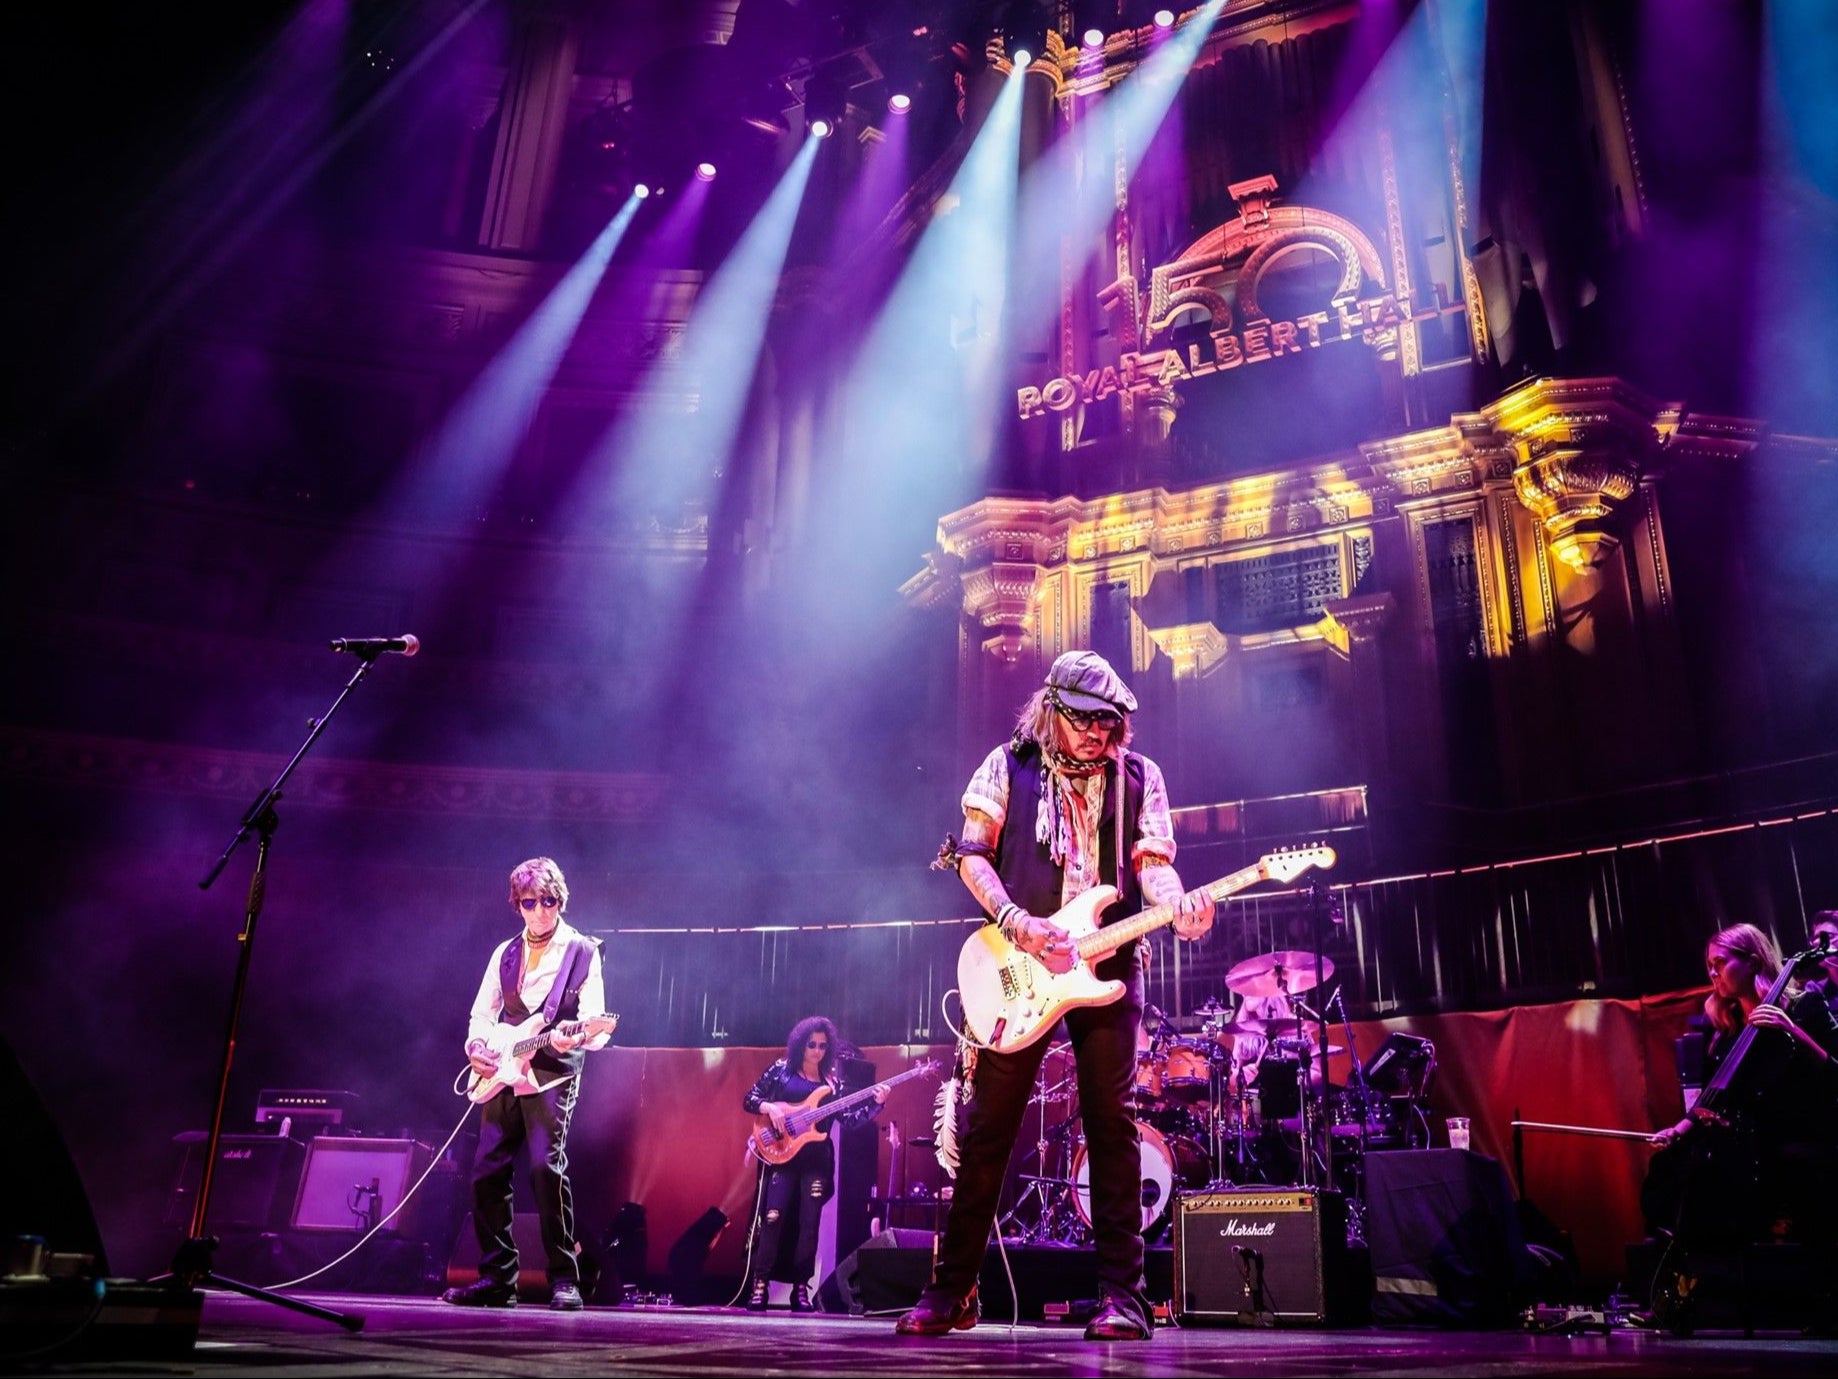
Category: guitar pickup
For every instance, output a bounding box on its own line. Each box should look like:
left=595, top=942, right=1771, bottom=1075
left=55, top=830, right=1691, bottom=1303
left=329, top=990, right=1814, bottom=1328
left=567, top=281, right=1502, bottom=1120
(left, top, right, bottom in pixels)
left=1000, top=966, right=1019, bottom=1001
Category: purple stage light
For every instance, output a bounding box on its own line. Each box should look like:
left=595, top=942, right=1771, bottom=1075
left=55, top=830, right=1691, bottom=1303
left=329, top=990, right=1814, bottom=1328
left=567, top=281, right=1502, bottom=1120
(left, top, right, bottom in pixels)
left=695, top=162, right=717, bottom=181
left=888, top=92, right=912, bottom=113
left=1153, top=8, right=1174, bottom=26
left=634, top=183, right=652, bottom=199
left=1083, top=28, right=1105, bottom=48
left=810, top=117, right=834, bottom=138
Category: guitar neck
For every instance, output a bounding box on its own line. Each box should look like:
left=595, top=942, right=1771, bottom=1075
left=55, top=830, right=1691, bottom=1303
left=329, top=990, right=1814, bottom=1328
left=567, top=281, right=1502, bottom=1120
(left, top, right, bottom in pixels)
left=1073, top=860, right=1268, bottom=961
left=800, top=1065, right=932, bottom=1129
left=510, top=1016, right=606, bottom=1060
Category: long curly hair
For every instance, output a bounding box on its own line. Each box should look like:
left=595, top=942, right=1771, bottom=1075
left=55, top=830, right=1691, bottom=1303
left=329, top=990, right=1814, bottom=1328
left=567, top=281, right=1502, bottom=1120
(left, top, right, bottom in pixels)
left=784, top=1015, right=840, bottom=1080
left=1703, top=922, right=1793, bottom=1034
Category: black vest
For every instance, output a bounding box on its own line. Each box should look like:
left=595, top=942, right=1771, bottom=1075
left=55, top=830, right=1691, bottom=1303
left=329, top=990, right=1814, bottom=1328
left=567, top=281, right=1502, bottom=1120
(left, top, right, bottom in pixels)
left=497, top=932, right=599, bottom=1082
left=994, top=744, right=1147, bottom=980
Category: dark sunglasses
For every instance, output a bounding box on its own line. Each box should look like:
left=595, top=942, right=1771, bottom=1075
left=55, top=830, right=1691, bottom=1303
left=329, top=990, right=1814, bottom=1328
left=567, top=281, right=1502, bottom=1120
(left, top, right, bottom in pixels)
left=518, top=896, right=562, bottom=911
left=806, top=1039, right=830, bottom=1049
left=1056, top=703, right=1122, bottom=732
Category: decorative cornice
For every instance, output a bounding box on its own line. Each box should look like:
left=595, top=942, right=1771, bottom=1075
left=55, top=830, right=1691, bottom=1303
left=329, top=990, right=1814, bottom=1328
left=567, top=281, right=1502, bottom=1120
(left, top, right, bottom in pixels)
left=0, top=725, right=664, bottom=823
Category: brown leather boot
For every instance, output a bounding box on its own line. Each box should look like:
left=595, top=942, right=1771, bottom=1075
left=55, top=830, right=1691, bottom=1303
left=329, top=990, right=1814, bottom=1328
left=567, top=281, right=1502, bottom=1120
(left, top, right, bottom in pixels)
left=894, top=1286, right=979, bottom=1335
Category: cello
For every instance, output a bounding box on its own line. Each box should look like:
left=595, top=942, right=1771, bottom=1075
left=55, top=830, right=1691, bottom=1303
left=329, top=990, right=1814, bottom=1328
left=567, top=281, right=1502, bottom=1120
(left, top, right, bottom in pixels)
left=1639, top=933, right=1835, bottom=1246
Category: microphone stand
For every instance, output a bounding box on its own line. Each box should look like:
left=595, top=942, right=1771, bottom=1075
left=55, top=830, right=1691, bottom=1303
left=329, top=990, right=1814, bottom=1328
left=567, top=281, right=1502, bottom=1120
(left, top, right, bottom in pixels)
left=1308, top=876, right=1333, bottom=1195
left=151, top=651, right=394, bottom=1331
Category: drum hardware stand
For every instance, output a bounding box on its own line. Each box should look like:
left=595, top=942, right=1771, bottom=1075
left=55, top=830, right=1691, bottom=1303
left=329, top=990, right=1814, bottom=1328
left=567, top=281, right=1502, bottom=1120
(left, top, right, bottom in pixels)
left=1000, top=1054, right=1082, bottom=1243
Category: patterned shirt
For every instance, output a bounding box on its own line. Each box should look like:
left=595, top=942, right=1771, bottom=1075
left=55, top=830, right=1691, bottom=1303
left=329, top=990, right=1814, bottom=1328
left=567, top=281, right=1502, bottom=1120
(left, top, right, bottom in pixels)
left=962, top=745, right=1177, bottom=909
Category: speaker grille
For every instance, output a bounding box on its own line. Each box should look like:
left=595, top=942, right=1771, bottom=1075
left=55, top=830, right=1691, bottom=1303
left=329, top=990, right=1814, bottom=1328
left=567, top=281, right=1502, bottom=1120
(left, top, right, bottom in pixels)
left=1172, top=1189, right=1362, bottom=1326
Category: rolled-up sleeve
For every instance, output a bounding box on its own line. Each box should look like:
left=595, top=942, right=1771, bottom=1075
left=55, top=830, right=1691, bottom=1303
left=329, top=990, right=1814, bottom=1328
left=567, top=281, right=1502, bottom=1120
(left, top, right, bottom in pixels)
left=962, top=745, right=1012, bottom=826
left=1132, top=756, right=1177, bottom=869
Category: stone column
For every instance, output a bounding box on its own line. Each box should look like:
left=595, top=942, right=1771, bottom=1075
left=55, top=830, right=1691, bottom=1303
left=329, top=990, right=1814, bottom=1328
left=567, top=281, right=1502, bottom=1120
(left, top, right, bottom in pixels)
left=478, top=7, right=580, bottom=252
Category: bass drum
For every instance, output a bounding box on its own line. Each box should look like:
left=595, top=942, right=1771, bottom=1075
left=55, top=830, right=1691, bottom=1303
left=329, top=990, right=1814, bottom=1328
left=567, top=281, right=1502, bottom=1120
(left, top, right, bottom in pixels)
left=1071, top=1123, right=1209, bottom=1236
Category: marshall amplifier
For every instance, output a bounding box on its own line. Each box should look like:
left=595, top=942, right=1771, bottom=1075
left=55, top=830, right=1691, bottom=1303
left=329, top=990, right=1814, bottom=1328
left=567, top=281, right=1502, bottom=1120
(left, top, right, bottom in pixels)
left=1171, top=1188, right=1368, bottom=1326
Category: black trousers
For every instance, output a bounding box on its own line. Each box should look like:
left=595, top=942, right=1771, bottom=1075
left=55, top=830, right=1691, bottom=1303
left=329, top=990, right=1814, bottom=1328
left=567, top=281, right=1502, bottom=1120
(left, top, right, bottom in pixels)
left=749, top=1151, right=834, bottom=1285
left=924, top=968, right=1149, bottom=1325
left=471, top=1076, right=582, bottom=1284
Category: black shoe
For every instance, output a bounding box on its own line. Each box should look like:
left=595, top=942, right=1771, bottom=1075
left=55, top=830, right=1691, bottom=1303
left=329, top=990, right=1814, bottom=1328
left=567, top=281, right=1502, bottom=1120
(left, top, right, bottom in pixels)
left=442, top=1277, right=517, bottom=1308
left=549, top=1279, right=584, bottom=1311
left=745, top=1277, right=769, bottom=1311
left=894, top=1286, right=978, bottom=1335
left=1083, top=1301, right=1151, bottom=1341
left=791, top=1283, right=813, bottom=1313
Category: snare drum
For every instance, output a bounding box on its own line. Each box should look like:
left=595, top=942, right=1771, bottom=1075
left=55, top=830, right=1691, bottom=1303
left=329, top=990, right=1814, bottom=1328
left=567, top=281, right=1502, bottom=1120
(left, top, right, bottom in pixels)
left=1072, top=1123, right=1209, bottom=1235
left=1158, top=1038, right=1215, bottom=1103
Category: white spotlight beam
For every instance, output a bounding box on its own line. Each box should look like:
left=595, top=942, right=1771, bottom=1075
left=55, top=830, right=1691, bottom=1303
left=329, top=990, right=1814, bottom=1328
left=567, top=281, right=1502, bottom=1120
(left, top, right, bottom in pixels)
left=1011, top=0, right=1229, bottom=321
left=605, top=135, right=822, bottom=528
left=842, top=63, right=1030, bottom=495
left=380, top=190, right=646, bottom=531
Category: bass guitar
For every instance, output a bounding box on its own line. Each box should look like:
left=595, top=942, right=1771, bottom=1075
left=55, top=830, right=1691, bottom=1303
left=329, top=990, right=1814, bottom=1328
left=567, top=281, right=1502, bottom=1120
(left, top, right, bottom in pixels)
left=746, top=1060, right=940, bottom=1167
left=465, top=1011, right=621, bottom=1104
left=957, top=844, right=1337, bottom=1055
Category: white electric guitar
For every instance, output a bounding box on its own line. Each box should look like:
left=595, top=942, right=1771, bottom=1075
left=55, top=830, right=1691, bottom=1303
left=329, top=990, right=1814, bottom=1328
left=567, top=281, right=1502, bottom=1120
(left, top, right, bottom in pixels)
left=464, top=1011, right=621, bottom=1103
left=957, top=845, right=1337, bottom=1054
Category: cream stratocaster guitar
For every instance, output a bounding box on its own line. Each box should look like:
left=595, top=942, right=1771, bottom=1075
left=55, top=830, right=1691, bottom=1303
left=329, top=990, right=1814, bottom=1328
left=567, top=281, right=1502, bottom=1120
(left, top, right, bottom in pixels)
left=464, top=1011, right=621, bottom=1103
left=958, top=844, right=1337, bottom=1054
left=746, top=1060, right=941, bottom=1167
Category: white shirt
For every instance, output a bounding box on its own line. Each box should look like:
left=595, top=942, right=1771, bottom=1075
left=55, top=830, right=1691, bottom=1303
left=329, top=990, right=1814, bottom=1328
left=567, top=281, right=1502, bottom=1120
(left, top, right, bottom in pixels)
left=466, top=918, right=612, bottom=1091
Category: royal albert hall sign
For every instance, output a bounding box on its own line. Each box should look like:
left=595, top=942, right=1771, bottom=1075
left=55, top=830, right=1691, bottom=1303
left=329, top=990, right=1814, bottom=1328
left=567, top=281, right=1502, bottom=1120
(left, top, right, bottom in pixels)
left=1015, top=176, right=1470, bottom=421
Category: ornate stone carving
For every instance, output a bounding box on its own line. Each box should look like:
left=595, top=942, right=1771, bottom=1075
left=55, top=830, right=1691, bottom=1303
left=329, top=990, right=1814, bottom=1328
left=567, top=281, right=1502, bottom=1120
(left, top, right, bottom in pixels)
left=1510, top=439, right=1641, bottom=570
left=960, top=561, right=1042, bottom=664
left=1319, top=591, right=1395, bottom=659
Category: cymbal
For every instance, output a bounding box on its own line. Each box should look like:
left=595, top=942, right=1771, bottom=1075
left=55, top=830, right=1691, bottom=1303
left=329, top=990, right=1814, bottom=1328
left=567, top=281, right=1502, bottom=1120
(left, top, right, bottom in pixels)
left=1224, top=950, right=1334, bottom=998
left=1193, top=996, right=1229, bottom=1015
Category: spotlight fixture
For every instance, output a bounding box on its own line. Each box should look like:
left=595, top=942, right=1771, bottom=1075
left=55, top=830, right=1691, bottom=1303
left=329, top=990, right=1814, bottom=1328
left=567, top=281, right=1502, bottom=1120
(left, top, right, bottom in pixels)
left=803, top=61, right=849, bottom=140
left=695, top=161, right=717, bottom=181
left=1153, top=8, right=1175, bottom=26
left=1083, top=28, right=1105, bottom=48
left=999, top=0, right=1050, bottom=70
left=634, top=183, right=652, bottom=199
left=888, top=91, right=912, bottom=113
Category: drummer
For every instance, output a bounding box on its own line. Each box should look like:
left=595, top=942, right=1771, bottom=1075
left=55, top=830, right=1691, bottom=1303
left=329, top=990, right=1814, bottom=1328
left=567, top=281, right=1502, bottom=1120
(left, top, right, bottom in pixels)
left=1227, top=991, right=1328, bottom=1092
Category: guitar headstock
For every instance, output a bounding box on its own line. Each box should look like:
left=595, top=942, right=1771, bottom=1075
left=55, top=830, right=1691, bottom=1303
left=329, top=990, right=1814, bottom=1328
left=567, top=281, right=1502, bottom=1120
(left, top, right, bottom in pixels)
left=1258, top=843, right=1337, bottom=884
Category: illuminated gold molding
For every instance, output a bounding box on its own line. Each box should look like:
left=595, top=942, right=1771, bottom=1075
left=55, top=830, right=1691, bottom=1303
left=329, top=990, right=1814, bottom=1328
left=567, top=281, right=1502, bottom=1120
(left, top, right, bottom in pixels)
left=0, top=724, right=664, bottom=823
left=1489, top=376, right=1661, bottom=571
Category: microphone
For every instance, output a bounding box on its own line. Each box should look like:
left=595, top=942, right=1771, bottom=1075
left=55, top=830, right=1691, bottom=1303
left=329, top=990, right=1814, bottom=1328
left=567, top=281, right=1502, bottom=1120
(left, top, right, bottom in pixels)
left=328, top=635, right=420, bottom=657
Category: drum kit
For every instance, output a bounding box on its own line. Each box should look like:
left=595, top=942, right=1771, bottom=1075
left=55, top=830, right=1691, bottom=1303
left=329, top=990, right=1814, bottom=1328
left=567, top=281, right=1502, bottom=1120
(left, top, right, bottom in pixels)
left=999, top=949, right=1435, bottom=1245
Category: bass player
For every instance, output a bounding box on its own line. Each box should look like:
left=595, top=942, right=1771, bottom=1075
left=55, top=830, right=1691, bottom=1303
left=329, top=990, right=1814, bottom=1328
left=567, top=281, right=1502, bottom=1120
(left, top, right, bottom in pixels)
left=896, top=650, right=1213, bottom=1342
left=740, top=1016, right=888, bottom=1311
left=442, top=856, right=613, bottom=1311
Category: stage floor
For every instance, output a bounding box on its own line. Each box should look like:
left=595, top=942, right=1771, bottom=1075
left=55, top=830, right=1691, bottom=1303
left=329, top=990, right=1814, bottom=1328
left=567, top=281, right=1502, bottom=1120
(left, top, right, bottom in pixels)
left=19, top=1290, right=1838, bottom=1377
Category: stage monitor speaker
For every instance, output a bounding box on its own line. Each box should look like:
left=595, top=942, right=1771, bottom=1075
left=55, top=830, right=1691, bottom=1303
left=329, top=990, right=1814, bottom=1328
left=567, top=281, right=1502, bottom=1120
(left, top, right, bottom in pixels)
left=165, top=1132, right=306, bottom=1232
left=817, top=1227, right=936, bottom=1315
left=291, top=1137, right=434, bottom=1234
left=1172, top=1189, right=1368, bottom=1327
left=445, top=1211, right=551, bottom=1300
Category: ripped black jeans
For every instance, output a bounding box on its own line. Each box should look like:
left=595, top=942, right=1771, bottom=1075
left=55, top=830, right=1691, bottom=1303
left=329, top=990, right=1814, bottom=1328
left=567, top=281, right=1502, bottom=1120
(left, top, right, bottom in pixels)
left=749, top=1155, right=834, bottom=1285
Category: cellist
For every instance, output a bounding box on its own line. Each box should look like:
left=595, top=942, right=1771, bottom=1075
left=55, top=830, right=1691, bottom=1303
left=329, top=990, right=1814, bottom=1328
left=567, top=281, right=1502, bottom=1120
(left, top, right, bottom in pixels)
left=1645, top=923, right=1838, bottom=1250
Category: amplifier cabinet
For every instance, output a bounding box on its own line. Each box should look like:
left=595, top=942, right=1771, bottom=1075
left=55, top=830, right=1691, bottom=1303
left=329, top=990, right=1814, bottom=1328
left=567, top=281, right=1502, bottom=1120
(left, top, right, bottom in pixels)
left=165, top=1133, right=306, bottom=1231
left=1171, top=1188, right=1368, bottom=1326
left=291, top=1137, right=434, bottom=1233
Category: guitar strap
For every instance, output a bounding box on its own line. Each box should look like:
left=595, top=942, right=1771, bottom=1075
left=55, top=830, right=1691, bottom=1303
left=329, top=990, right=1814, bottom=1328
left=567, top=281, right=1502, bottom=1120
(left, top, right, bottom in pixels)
left=1113, top=750, right=1129, bottom=894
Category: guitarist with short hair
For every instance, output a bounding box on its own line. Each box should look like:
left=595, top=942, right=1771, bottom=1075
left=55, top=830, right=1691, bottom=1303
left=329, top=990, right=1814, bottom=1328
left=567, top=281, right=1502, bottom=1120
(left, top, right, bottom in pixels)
left=896, top=650, right=1214, bottom=1343
left=741, top=1016, right=888, bottom=1311
left=442, top=856, right=612, bottom=1312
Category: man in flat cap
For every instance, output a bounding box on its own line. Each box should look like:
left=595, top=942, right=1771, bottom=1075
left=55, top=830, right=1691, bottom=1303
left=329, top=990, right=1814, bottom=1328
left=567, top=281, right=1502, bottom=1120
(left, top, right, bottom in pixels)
left=897, top=651, right=1213, bottom=1342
